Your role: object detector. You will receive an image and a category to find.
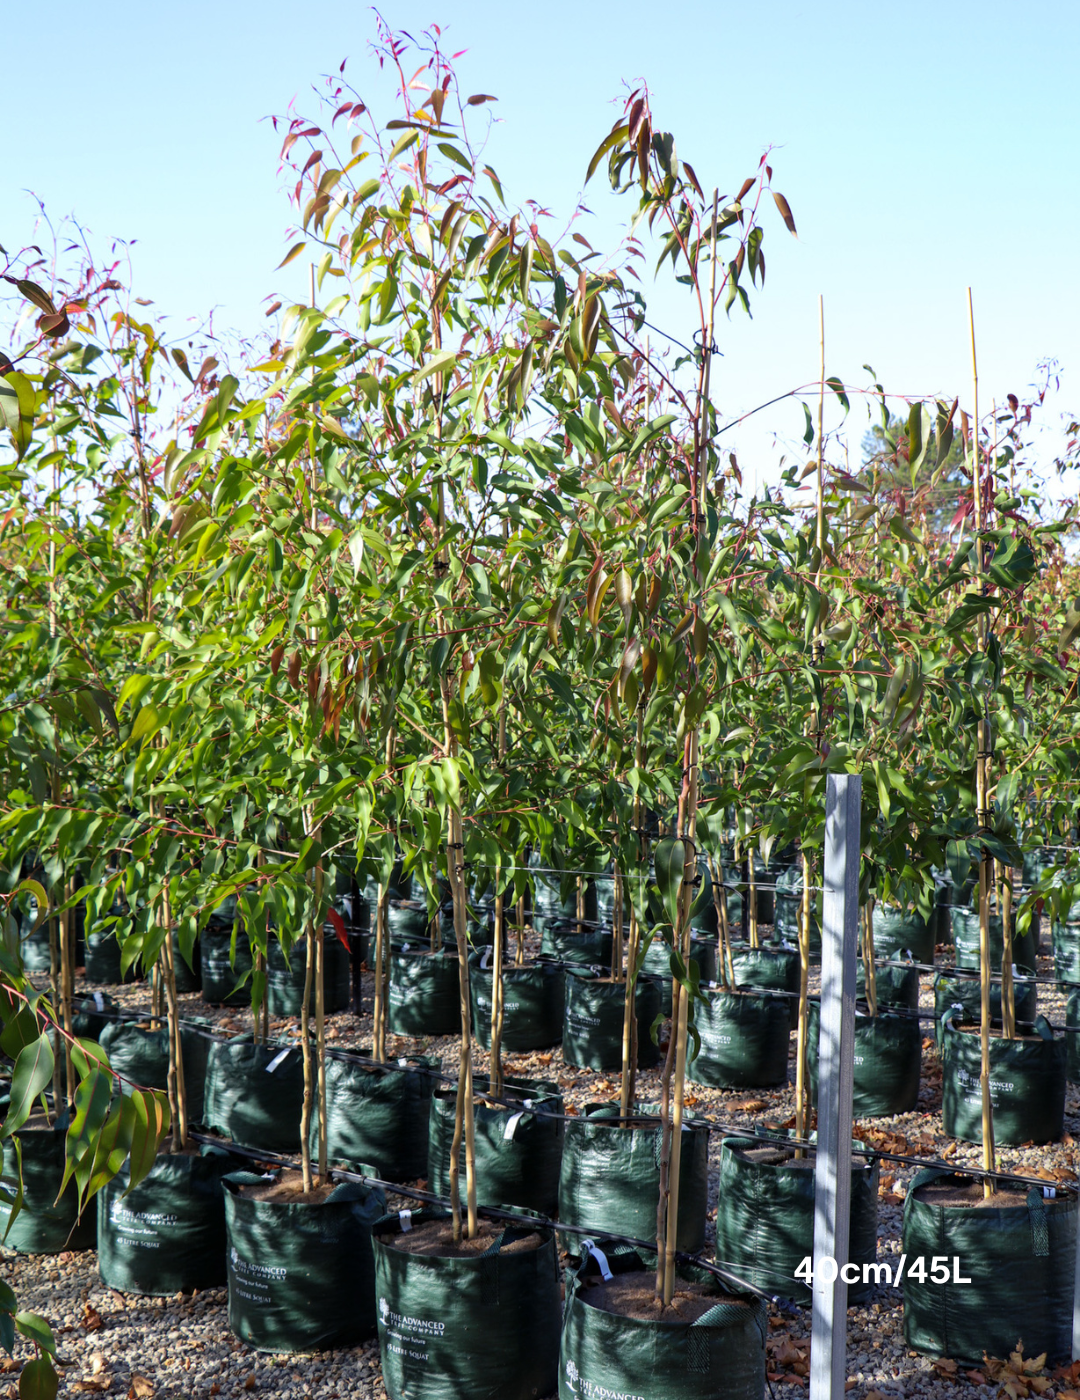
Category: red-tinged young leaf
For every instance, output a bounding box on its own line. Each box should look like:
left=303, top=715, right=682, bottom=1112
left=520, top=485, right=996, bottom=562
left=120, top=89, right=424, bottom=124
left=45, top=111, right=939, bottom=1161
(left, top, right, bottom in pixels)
left=37, top=312, right=69, bottom=339
left=264, top=301, right=282, bottom=317
left=466, top=94, right=497, bottom=105
left=270, top=644, right=286, bottom=676
left=572, top=233, right=594, bottom=251
left=680, top=161, right=705, bottom=203
left=772, top=192, right=797, bottom=235
left=737, top=176, right=755, bottom=202
left=327, top=908, right=350, bottom=950
left=277, top=242, right=307, bottom=270
left=301, top=150, right=324, bottom=175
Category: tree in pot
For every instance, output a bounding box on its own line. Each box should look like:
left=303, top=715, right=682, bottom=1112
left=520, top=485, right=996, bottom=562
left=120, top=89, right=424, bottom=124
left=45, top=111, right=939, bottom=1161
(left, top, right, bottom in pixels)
left=554, top=89, right=798, bottom=1400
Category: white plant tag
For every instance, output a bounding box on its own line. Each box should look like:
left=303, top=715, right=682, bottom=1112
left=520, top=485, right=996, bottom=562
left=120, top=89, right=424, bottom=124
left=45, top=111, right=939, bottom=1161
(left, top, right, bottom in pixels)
left=480, top=947, right=492, bottom=970
left=503, top=1112, right=525, bottom=1140
left=398, top=1058, right=409, bottom=1067
left=94, top=992, right=105, bottom=1010
left=1044, top=1186, right=1056, bottom=1199
left=265, top=1048, right=291, bottom=1073
left=399, top=1209, right=412, bottom=1232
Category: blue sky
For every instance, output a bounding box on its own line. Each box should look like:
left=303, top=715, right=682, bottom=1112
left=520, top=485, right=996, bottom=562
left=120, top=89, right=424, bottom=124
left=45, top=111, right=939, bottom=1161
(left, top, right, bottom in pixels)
left=5, top=0, right=1078, bottom=496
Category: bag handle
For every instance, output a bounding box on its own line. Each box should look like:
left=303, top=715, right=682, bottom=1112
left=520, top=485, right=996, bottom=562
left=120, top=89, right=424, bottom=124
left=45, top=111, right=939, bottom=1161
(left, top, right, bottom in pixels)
left=1026, top=1187, right=1050, bottom=1257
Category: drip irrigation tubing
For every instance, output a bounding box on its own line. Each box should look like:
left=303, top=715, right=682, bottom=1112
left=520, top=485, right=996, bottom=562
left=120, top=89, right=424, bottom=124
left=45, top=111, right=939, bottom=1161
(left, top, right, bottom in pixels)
left=185, top=1129, right=796, bottom=1311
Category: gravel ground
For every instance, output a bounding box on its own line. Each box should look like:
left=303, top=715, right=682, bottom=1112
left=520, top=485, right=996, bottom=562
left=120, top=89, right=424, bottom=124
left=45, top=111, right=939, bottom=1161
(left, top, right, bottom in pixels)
left=3, top=920, right=1076, bottom=1400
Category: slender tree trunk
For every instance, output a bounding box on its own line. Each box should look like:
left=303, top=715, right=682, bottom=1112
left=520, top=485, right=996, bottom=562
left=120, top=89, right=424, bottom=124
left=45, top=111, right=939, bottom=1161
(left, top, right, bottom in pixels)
left=299, top=924, right=316, bottom=1193
left=59, top=883, right=74, bottom=1111
left=999, top=857, right=1015, bottom=1039
left=372, top=882, right=388, bottom=1062
left=659, top=729, right=699, bottom=1305
left=315, top=874, right=327, bottom=1179
left=619, top=705, right=645, bottom=1116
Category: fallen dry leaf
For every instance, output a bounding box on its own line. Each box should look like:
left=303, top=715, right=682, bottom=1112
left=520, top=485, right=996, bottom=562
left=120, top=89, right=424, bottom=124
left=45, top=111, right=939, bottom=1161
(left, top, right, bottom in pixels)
left=73, top=1381, right=110, bottom=1394
left=243, top=1376, right=257, bottom=1392
left=731, top=1099, right=767, bottom=1113
left=83, top=1304, right=103, bottom=1332
left=128, top=1375, right=153, bottom=1400
left=90, top=1355, right=107, bottom=1376
left=966, top=1371, right=987, bottom=1385
left=933, top=1357, right=959, bottom=1376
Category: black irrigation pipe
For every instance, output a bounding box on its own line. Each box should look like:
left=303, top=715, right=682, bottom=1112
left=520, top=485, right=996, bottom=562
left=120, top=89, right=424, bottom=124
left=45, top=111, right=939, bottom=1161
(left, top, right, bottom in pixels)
left=186, top=1131, right=798, bottom=1311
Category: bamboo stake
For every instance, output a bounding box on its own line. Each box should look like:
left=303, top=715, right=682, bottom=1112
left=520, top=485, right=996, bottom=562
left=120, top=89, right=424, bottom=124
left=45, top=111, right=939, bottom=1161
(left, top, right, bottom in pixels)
left=863, top=898, right=877, bottom=1019
left=59, top=880, right=74, bottom=1110
left=969, top=287, right=996, bottom=1198
left=793, top=852, right=812, bottom=1158
left=619, top=703, right=645, bottom=1116
left=490, top=703, right=508, bottom=1098
left=315, top=867, right=327, bottom=1180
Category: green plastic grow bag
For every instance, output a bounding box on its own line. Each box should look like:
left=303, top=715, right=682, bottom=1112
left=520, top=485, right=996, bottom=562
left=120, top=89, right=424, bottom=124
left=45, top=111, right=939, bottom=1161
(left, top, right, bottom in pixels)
left=1052, top=918, right=1080, bottom=986
left=642, top=936, right=717, bottom=1016
left=941, top=1013, right=1065, bottom=1144
left=200, top=921, right=254, bottom=1006
left=1068, top=990, right=1080, bottom=1083
left=387, top=948, right=461, bottom=1037
left=539, top=921, right=613, bottom=967
left=558, top=1103, right=709, bottom=1254
left=806, top=1001, right=920, bottom=1117
left=225, top=1171, right=385, bottom=1351
left=949, top=909, right=1035, bottom=972
left=559, top=1247, right=767, bottom=1400
left=562, top=972, right=662, bottom=1071
left=469, top=958, right=564, bottom=1052
left=902, top=1167, right=1076, bottom=1363
left=0, top=1116, right=96, bottom=1253
left=933, top=970, right=1037, bottom=1046
left=870, top=904, right=934, bottom=963
left=714, top=1134, right=878, bottom=1304
left=97, top=1146, right=233, bottom=1295
left=427, top=1074, right=563, bottom=1216
left=373, top=1207, right=561, bottom=1400
left=687, top=989, right=789, bottom=1089
left=266, top=931, right=350, bottom=1017
left=203, top=1039, right=304, bottom=1153
left=99, top=1018, right=210, bottom=1124
left=312, top=1049, right=437, bottom=1181
left=855, top=959, right=919, bottom=1011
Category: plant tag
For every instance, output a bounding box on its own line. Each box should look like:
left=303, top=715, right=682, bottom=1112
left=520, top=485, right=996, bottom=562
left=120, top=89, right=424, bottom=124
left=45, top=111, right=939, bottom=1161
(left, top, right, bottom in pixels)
left=904, top=949, right=914, bottom=963
left=398, top=1058, right=409, bottom=1067
left=399, top=1209, right=412, bottom=1232
left=480, top=947, right=492, bottom=969
left=582, top=1239, right=613, bottom=1281
left=265, top=1048, right=291, bottom=1073
left=1044, top=1186, right=1056, bottom=1199
left=503, top=1112, right=525, bottom=1140
left=94, top=992, right=105, bottom=1010
left=402, top=943, right=410, bottom=953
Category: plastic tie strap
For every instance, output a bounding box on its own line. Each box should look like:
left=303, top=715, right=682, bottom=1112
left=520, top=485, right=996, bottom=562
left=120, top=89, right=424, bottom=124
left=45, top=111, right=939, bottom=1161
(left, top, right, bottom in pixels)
left=399, top=1209, right=412, bottom=1233
left=265, top=1048, right=291, bottom=1074
left=581, top=1238, right=613, bottom=1281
